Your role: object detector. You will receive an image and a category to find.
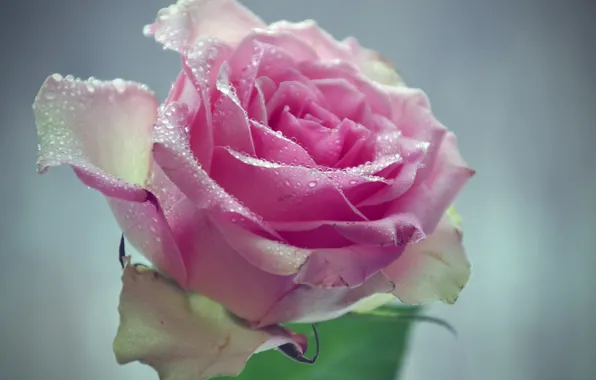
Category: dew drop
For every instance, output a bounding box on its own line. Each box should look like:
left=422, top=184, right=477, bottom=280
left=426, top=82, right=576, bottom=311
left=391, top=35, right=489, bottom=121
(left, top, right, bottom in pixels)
left=308, top=181, right=317, bottom=188
left=112, top=78, right=126, bottom=93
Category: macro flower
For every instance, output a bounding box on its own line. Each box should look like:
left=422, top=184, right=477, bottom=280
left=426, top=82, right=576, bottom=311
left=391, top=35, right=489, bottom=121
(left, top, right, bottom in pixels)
left=34, top=0, right=474, bottom=378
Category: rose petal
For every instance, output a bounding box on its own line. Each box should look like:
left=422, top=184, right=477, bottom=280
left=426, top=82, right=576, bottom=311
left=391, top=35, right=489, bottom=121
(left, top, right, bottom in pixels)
left=249, top=120, right=316, bottom=167
left=34, top=74, right=157, bottom=202
left=109, top=197, right=188, bottom=288
left=383, top=210, right=471, bottom=304
left=258, top=272, right=394, bottom=326
left=114, top=263, right=306, bottom=380
left=299, top=60, right=392, bottom=119
left=385, top=132, right=475, bottom=234
left=276, top=110, right=342, bottom=167
left=175, top=212, right=296, bottom=321
left=351, top=293, right=398, bottom=313
left=166, top=70, right=200, bottom=108
left=212, top=62, right=256, bottom=155
left=228, top=31, right=317, bottom=107
left=268, top=20, right=352, bottom=61
left=152, top=103, right=273, bottom=234
left=266, top=81, right=325, bottom=125
left=210, top=213, right=310, bottom=275
left=356, top=138, right=429, bottom=208
left=386, top=87, right=447, bottom=184
left=209, top=147, right=368, bottom=222
left=312, top=78, right=371, bottom=124
left=145, top=0, right=265, bottom=53
left=343, top=37, right=404, bottom=86
left=183, top=38, right=234, bottom=172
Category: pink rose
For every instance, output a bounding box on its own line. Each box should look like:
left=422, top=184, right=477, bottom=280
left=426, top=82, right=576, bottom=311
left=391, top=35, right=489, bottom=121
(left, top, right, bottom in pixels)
left=34, top=0, right=473, bottom=329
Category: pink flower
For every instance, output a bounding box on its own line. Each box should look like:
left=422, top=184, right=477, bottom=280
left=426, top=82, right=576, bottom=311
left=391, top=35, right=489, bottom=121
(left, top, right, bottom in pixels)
left=34, top=0, right=474, bottom=367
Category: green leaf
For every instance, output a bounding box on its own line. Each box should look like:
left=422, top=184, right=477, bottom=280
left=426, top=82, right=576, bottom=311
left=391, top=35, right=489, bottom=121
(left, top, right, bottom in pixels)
left=218, top=306, right=420, bottom=380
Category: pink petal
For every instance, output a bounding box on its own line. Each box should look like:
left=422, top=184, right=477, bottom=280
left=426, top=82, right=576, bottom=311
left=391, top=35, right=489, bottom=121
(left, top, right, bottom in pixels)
left=386, top=87, right=447, bottom=184
left=268, top=20, right=352, bottom=61
left=385, top=132, right=474, bottom=234
left=209, top=147, right=367, bottom=222
left=109, top=197, right=188, bottom=288
left=114, top=263, right=307, bottom=380
left=166, top=70, right=200, bottom=108
left=175, top=211, right=296, bottom=321
left=144, top=0, right=265, bottom=53
left=356, top=137, right=429, bottom=208
left=266, top=81, right=325, bottom=124
left=299, top=60, right=392, bottom=119
left=383, top=212, right=471, bottom=304
left=249, top=120, right=316, bottom=167
left=246, top=76, right=277, bottom=125
left=268, top=215, right=424, bottom=289
left=152, top=103, right=270, bottom=232
left=228, top=31, right=317, bottom=107
left=258, top=272, right=394, bottom=326
left=183, top=38, right=234, bottom=172
left=312, top=78, right=371, bottom=124
left=34, top=74, right=158, bottom=202
left=210, top=213, right=310, bottom=275
left=275, top=110, right=342, bottom=167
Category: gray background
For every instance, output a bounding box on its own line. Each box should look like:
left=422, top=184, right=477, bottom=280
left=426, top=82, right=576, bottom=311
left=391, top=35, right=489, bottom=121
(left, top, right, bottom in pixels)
left=1, top=0, right=595, bottom=379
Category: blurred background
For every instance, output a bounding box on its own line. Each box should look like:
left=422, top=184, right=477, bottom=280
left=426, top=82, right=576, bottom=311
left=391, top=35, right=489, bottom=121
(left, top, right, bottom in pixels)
left=1, top=0, right=595, bottom=379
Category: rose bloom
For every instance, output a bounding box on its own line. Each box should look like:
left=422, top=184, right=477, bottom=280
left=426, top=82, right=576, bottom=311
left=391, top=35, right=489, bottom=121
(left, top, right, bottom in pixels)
left=34, top=0, right=474, bottom=328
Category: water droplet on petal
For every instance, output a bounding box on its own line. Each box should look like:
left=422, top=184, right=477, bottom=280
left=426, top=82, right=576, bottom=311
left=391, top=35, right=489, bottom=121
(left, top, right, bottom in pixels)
left=112, top=78, right=126, bottom=93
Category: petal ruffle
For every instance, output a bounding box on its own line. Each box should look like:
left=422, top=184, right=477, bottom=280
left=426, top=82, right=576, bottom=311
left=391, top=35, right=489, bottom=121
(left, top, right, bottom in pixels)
left=268, top=20, right=352, bottom=61
left=34, top=74, right=158, bottom=201
left=144, top=0, right=265, bottom=53
left=384, top=132, right=474, bottom=234
left=114, top=262, right=307, bottom=380
left=209, top=147, right=367, bottom=222
left=258, top=272, right=394, bottom=326
left=382, top=210, right=471, bottom=304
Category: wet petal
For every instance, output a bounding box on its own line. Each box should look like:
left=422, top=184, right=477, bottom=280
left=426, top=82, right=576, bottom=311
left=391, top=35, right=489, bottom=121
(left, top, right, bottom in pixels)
left=268, top=20, right=352, bottom=61
left=145, top=0, right=265, bottom=53
left=249, top=120, right=316, bottom=167
left=152, top=103, right=271, bottom=234
left=258, top=272, right=394, bottom=326
left=183, top=38, right=234, bottom=172
left=210, top=213, right=310, bottom=275
left=385, top=132, right=475, bottom=234
left=34, top=74, right=158, bottom=201
left=383, top=210, right=471, bottom=304
left=114, top=263, right=307, bottom=380
left=209, top=147, right=367, bottom=222
left=109, top=197, right=188, bottom=289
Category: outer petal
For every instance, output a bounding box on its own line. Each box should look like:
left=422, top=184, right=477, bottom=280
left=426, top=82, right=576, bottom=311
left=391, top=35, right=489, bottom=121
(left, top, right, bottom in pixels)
left=108, top=197, right=188, bottom=289
left=114, top=263, right=307, bottom=380
left=34, top=74, right=158, bottom=201
left=385, top=132, right=474, bottom=234
left=144, top=0, right=265, bottom=52
left=290, top=216, right=424, bottom=289
left=258, top=272, right=395, bottom=326
left=268, top=20, right=352, bottom=61
left=342, top=37, right=405, bottom=86
left=382, top=210, right=471, bottom=304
